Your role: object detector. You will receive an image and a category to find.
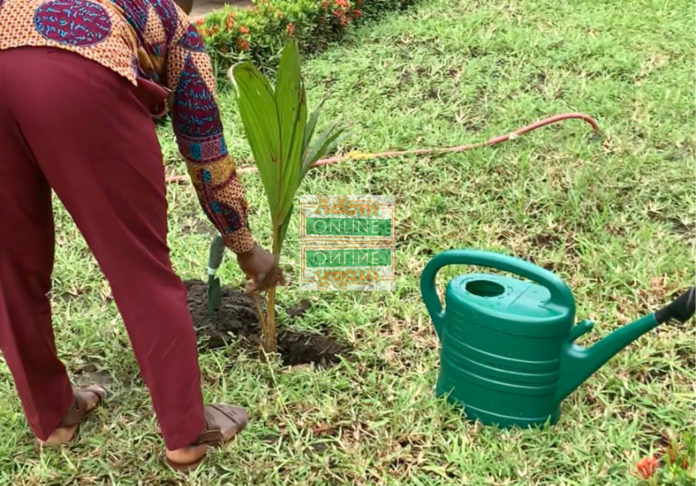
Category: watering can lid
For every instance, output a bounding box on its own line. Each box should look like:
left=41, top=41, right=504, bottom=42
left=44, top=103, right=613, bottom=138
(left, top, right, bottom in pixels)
left=448, top=273, right=574, bottom=329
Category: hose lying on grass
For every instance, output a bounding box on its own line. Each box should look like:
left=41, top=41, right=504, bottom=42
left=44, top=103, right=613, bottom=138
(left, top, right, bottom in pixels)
left=165, top=112, right=601, bottom=183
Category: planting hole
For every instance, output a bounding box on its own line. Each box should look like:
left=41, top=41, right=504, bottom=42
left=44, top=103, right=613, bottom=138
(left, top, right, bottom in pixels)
left=465, top=279, right=505, bottom=297
left=184, top=280, right=351, bottom=367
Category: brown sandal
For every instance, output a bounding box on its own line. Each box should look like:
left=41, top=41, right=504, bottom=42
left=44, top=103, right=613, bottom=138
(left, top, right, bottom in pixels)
left=36, top=384, right=107, bottom=446
left=166, top=404, right=249, bottom=472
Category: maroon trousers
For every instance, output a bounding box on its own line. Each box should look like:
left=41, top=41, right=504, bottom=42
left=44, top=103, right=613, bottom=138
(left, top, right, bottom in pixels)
left=0, top=48, right=205, bottom=450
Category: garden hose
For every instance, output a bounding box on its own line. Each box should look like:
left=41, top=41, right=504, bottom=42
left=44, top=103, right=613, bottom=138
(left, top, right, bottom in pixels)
left=166, top=112, right=601, bottom=182
left=292, top=112, right=600, bottom=173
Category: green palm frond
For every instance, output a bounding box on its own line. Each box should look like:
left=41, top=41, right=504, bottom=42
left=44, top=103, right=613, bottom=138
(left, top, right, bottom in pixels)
left=230, top=39, right=345, bottom=253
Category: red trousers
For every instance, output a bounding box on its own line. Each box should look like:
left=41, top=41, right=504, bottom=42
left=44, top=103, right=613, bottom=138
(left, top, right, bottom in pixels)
left=0, top=48, right=205, bottom=450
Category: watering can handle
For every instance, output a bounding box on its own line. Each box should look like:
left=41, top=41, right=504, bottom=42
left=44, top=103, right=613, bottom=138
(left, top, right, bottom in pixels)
left=420, top=249, right=576, bottom=338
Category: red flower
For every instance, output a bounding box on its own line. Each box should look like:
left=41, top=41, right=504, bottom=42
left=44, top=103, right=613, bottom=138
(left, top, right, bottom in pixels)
left=195, top=18, right=204, bottom=26
left=333, top=10, right=350, bottom=26
left=335, top=0, right=348, bottom=8
left=682, top=456, right=689, bottom=470
left=240, top=26, right=249, bottom=35
left=286, top=23, right=295, bottom=35
left=237, top=37, right=250, bottom=51
left=636, top=456, right=659, bottom=479
left=225, top=13, right=235, bottom=29
left=351, top=9, right=362, bottom=18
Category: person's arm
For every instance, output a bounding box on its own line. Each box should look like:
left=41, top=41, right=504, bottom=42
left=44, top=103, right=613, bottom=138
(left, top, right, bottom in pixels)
left=165, top=23, right=254, bottom=254
left=162, top=13, right=283, bottom=289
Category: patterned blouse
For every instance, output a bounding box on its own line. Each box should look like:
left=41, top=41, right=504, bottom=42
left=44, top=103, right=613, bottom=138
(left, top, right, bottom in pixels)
left=0, top=0, right=254, bottom=253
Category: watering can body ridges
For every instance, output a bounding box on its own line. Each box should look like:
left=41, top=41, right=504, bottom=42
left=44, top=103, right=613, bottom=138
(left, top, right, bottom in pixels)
left=420, top=249, right=693, bottom=429
left=435, top=270, right=574, bottom=428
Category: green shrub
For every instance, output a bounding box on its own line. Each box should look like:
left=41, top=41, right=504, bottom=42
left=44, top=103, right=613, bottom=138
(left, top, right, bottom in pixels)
left=196, top=0, right=416, bottom=76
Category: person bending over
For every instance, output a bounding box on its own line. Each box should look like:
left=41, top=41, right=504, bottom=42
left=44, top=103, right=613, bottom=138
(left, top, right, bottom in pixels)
left=0, top=0, right=282, bottom=471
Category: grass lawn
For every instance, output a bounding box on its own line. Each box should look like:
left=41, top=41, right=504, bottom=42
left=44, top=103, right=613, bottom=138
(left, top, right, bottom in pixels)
left=1, top=0, right=694, bottom=484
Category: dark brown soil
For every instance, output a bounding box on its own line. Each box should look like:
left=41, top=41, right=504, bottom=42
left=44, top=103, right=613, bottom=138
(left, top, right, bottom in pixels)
left=184, top=280, right=351, bottom=367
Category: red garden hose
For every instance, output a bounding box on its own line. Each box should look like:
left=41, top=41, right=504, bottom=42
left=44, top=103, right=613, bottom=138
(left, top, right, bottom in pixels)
left=165, top=112, right=600, bottom=182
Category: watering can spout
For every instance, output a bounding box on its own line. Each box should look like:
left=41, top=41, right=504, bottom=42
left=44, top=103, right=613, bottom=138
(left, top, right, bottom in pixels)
left=555, top=287, right=695, bottom=402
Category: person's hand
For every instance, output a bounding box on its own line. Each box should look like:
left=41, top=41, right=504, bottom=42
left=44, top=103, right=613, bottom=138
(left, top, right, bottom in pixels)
left=236, top=244, right=285, bottom=292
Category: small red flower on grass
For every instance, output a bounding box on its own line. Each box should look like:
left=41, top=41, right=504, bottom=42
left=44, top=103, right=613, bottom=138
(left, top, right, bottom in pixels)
left=237, top=37, right=250, bottom=51
left=636, top=456, right=659, bottom=479
left=286, top=23, right=295, bottom=35
left=240, top=26, right=249, bottom=35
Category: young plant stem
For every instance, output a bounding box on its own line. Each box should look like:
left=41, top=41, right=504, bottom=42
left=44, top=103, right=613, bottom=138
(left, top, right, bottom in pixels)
left=252, top=293, right=274, bottom=358
left=253, top=293, right=267, bottom=333
left=260, top=240, right=282, bottom=353
left=263, top=286, right=277, bottom=352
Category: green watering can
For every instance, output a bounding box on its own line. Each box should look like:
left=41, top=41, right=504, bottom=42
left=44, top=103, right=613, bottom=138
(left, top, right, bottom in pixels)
left=420, top=249, right=695, bottom=428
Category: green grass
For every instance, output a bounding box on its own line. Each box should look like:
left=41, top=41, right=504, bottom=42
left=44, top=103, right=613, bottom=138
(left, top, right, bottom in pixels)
left=1, top=0, right=694, bottom=484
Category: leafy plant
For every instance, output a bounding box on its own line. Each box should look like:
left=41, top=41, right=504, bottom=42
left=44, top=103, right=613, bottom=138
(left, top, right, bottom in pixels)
left=633, top=432, right=695, bottom=485
left=225, top=39, right=344, bottom=352
left=197, top=0, right=417, bottom=77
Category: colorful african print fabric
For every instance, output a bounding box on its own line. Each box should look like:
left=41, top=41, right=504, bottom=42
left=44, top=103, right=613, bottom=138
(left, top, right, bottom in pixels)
left=0, top=0, right=254, bottom=253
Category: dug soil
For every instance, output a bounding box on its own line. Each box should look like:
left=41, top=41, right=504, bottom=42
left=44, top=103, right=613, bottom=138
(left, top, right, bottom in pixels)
left=184, top=280, right=351, bottom=367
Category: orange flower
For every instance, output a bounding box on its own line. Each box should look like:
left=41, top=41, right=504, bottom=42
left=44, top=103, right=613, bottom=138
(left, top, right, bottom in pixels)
left=240, top=26, right=249, bottom=35
left=351, top=9, right=362, bottom=18
left=195, top=18, right=204, bottom=26
left=335, top=0, right=348, bottom=7
left=209, top=25, right=219, bottom=35
left=636, top=456, right=659, bottom=479
left=225, top=13, right=235, bottom=29
left=286, top=23, right=295, bottom=35
left=682, top=456, right=689, bottom=470
left=333, top=10, right=349, bottom=26
left=237, top=37, right=250, bottom=51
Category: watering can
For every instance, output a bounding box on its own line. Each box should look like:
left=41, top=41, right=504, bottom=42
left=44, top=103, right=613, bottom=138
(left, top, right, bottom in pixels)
left=420, top=249, right=695, bottom=428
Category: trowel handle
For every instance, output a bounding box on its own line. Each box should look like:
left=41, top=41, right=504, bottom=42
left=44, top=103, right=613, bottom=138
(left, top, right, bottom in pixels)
left=421, top=250, right=576, bottom=335
left=208, top=235, right=225, bottom=275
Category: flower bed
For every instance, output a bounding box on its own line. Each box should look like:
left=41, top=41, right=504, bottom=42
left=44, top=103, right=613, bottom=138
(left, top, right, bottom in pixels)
left=197, top=0, right=416, bottom=76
